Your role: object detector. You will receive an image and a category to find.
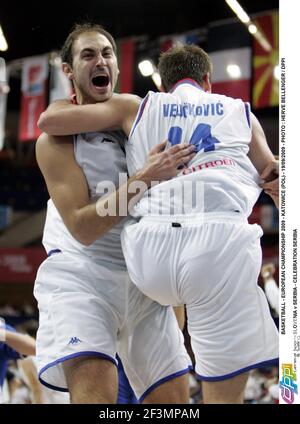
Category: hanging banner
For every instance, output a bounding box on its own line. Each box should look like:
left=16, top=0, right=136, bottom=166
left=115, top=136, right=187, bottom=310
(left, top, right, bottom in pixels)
left=49, top=57, right=72, bottom=103
left=116, top=39, right=135, bottom=94
left=0, top=57, right=8, bottom=150
left=0, top=247, right=46, bottom=283
left=18, top=55, right=48, bottom=142
left=253, top=12, right=279, bottom=109
left=207, top=22, right=251, bottom=102
left=209, top=47, right=251, bottom=101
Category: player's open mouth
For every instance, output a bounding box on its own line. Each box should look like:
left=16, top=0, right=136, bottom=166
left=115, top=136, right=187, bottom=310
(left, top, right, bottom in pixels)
left=91, top=75, right=110, bottom=88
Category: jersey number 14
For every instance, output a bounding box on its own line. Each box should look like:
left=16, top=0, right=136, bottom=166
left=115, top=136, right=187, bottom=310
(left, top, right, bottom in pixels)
left=168, top=123, right=220, bottom=153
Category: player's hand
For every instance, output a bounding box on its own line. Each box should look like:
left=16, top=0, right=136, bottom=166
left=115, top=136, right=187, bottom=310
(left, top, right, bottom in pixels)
left=139, top=141, right=196, bottom=185
left=260, top=160, right=279, bottom=208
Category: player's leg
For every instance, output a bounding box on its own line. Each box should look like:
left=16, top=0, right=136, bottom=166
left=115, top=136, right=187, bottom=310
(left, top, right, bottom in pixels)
left=185, top=221, right=278, bottom=404
left=201, top=372, right=249, bottom=404
left=63, top=355, right=118, bottom=403
left=34, top=254, right=120, bottom=403
left=142, top=304, right=189, bottom=403
left=119, top=281, right=192, bottom=404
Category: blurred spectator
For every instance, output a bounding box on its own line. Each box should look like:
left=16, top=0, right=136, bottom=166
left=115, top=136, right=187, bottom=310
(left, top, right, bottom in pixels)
left=261, top=263, right=279, bottom=315
left=244, top=367, right=278, bottom=404
left=0, top=320, right=35, bottom=403
left=17, top=356, right=70, bottom=403
left=244, top=370, right=265, bottom=403
left=7, top=366, right=31, bottom=404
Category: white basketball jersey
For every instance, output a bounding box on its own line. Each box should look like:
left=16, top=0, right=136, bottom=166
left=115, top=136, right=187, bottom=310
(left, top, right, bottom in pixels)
left=126, top=79, right=262, bottom=217
left=42, top=131, right=128, bottom=266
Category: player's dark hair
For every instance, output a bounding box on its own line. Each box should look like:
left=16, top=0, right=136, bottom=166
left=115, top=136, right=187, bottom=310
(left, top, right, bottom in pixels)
left=158, top=44, right=212, bottom=92
left=61, top=23, right=117, bottom=67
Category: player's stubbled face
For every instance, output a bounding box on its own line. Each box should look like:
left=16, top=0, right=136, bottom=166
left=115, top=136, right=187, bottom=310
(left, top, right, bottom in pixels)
left=71, top=32, right=119, bottom=104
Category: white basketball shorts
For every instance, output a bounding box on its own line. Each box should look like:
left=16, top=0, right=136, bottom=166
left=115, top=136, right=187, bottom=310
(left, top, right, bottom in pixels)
left=121, top=212, right=279, bottom=381
left=33, top=251, right=191, bottom=400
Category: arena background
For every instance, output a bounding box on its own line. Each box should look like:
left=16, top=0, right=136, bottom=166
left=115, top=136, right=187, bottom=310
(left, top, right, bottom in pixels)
left=0, top=0, right=279, bottom=404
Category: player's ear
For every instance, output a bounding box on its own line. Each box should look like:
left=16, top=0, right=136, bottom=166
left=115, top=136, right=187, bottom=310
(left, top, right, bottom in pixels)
left=203, top=73, right=212, bottom=93
left=62, top=62, right=74, bottom=81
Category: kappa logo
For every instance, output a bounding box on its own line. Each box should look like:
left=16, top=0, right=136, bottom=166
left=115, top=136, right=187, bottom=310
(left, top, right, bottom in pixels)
left=68, top=337, right=82, bottom=346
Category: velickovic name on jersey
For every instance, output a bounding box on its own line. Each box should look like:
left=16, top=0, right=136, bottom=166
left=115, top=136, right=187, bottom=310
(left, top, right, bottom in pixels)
left=163, top=102, right=224, bottom=118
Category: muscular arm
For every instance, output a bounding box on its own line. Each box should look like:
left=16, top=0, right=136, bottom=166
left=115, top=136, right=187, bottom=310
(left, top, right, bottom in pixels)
left=38, top=94, right=140, bottom=137
left=248, top=113, right=279, bottom=208
left=36, top=132, right=134, bottom=245
left=36, top=133, right=195, bottom=246
left=248, top=113, right=275, bottom=174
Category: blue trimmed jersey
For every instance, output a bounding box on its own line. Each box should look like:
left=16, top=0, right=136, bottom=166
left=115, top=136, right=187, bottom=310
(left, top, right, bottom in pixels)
left=42, top=131, right=128, bottom=267
left=126, top=79, right=261, bottom=218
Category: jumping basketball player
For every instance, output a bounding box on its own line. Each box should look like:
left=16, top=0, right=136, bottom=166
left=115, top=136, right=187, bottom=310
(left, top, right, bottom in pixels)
left=34, top=25, right=193, bottom=404
left=39, top=43, right=279, bottom=404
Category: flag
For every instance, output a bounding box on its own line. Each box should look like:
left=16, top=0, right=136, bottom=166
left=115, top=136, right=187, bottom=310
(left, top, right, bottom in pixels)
left=116, top=39, right=135, bottom=93
left=49, top=57, right=72, bottom=103
left=0, top=57, right=8, bottom=150
left=253, top=12, right=279, bottom=108
left=207, top=22, right=251, bottom=102
left=19, top=55, right=48, bottom=142
left=160, top=32, right=200, bottom=53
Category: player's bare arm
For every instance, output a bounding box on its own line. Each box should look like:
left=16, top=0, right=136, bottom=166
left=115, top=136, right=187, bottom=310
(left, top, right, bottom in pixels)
left=36, top=133, right=195, bottom=245
left=38, top=94, right=140, bottom=136
left=248, top=112, right=279, bottom=208
left=260, top=161, right=279, bottom=205
left=248, top=112, right=275, bottom=174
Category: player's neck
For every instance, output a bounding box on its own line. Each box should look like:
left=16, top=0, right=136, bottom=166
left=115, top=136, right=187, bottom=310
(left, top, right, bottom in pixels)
left=74, top=89, right=92, bottom=105
left=74, top=89, right=84, bottom=105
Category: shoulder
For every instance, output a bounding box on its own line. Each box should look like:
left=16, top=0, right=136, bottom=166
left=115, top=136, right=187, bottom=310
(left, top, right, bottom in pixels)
left=145, top=90, right=162, bottom=100
left=211, top=92, right=248, bottom=113
left=139, top=91, right=166, bottom=110
left=111, top=93, right=141, bottom=107
left=36, top=133, right=75, bottom=169
left=224, top=94, right=246, bottom=110
left=36, top=133, right=73, bottom=152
